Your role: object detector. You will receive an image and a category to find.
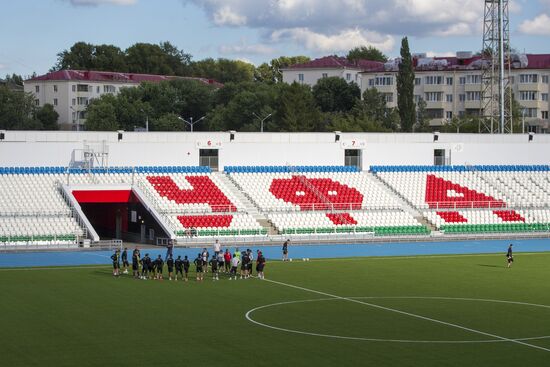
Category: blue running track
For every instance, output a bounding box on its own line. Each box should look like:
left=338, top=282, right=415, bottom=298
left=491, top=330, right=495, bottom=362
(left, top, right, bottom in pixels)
left=1, top=238, right=550, bottom=268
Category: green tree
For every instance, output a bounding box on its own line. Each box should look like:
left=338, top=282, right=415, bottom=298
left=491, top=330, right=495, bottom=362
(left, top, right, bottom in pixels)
left=254, top=56, right=310, bottom=83
left=274, top=82, right=320, bottom=131
left=4, top=73, right=24, bottom=86
left=0, top=86, right=40, bottom=129
left=361, top=88, right=398, bottom=130
left=150, top=113, right=185, bottom=131
left=414, top=98, right=431, bottom=132
left=397, top=37, right=416, bottom=132
left=191, top=58, right=255, bottom=83
left=312, top=77, right=360, bottom=112
left=85, top=95, right=119, bottom=131
left=35, top=104, right=59, bottom=130
left=346, top=46, right=388, bottom=62
left=52, top=42, right=95, bottom=71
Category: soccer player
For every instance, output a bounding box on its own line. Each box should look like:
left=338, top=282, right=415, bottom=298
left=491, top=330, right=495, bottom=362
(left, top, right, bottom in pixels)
left=224, top=249, right=232, bottom=273
left=166, top=255, right=174, bottom=280
left=183, top=255, right=190, bottom=281
left=165, top=240, right=174, bottom=261
left=234, top=247, right=241, bottom=260
left=210, top=255, right=219, bottom=281
left=111, top=249, right=120, bottom=277
left=174, top=255, right=184, bottom=281
left=201, top=248, right=209, bottom=273
left=132, top=248, right=140, bottom=278
left=194, top=253, right=204, bottom=281
left=506, top=244, right=514, bottom=268
left=121, top=247, right=129, bottom=274
left=140, top=253, right=150, bottom=280
left=240, top=251, right=249, bottom=279
left=155, top=255, right=164, bottom=280
left=217, top=251, right=224, bottom=273
left=247, top=249, right=254, bottom=277
left=282, top=239, right=290, bottom=261
left=229, top=254, right=240, bottom=280
left=213, top=239, right=221, bottom=257
left=256, top=251, right=266, bottom=279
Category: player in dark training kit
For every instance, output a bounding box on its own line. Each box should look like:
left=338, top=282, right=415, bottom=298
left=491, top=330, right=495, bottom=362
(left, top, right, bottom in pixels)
left=166, top=255, right=174, bottom=280
left=132, top=248, right=140, bottom=278
left=174, top=256, right=184, bottom=281
left=111, top=249, right=120, bottom=277
left=140, top=253, right=151, bottom=280
left=121, top=247, right=129, bottom=274
left=194, top=254, right=204, bottom=281
left=256, top=251, right=266, bottom=279
left=507, top=244, right=514, bottom=268
left=155, top=255, right=164, bottom=280
left=183, top=255, right=190, bottom=281
left=209, top=255, right=219, bottom=280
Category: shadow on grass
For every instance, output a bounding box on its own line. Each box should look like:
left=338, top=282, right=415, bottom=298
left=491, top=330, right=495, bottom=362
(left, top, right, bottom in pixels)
left=477, top=264, right=504, bottom=268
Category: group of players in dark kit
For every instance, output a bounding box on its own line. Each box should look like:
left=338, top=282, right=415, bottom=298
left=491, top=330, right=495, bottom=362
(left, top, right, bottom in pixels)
left=110, top=245, right=267, bottom=281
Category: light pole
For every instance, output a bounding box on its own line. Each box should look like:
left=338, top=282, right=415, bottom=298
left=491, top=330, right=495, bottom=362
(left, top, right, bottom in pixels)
left=70, top=106, right=79, bottom=132
left=252, top=112, right=272, bottom=133
left=140, top=108, right=149, bottom=132
left=178, top=115, right=205, bottom=132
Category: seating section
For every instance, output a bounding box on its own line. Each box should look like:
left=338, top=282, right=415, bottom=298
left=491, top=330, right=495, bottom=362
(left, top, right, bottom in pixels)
left=372, top=165, right=550, bottom=234
left=268, top=210, right=428, bottom=236
left=0, top=216, right=84, bottom=245
left=227, top=166, right=426, bottom=236
left=166, top=213, right=265, bottom=237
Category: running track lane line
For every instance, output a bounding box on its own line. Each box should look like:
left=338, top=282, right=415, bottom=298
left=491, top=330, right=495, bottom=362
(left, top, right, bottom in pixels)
left=258, top=277, right=550, bottom=353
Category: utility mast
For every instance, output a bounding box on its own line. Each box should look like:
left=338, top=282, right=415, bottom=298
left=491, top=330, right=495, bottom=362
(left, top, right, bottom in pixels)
left=481, top=0, right=513, bottom=133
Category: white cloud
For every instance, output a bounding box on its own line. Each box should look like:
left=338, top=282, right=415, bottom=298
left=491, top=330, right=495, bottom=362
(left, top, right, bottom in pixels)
left=219, top=42, right=275, bottom=55
left=271, top=27, right=395, bottom=53
left=66, top=0, right=136, bottom=6
left=518, top=14, right=550, bottom=35
left=186, top=0, right=485, bottom=54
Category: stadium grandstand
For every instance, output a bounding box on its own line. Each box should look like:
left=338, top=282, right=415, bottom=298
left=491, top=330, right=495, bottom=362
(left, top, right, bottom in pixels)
left=0, top=130, right=549, bottom=250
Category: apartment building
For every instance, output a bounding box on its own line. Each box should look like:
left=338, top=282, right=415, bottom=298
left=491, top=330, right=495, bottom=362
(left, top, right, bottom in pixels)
left=24, top=70, right=222, bottom=130
left=282, top=53, right=550, bottom=132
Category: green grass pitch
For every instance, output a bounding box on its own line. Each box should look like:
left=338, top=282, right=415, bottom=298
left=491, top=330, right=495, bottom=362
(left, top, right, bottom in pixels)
left=1, top=253, right=550, bottom=367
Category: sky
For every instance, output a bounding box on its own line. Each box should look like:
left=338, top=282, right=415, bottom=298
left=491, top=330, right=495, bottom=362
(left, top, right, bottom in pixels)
left=1, top=0, right=550, bottom=77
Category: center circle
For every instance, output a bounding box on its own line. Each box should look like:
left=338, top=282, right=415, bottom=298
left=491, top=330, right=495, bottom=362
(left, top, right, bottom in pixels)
left=245, top=296, right=550, bottom=343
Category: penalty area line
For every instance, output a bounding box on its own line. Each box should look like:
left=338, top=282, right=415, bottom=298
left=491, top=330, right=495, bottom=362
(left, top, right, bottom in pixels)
left=258, top=277, right=550, bottom=353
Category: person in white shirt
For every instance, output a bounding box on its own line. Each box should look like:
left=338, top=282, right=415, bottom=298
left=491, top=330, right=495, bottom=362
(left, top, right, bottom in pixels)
left=229, top=255, right=240, bottom=280
left=213, top=239, right=221, bottom=257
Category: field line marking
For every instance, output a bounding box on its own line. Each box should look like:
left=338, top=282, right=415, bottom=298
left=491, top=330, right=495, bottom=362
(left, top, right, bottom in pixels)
left=0, top=265, right=109, bottom=271
left=260, top=277, right=550, bottom=353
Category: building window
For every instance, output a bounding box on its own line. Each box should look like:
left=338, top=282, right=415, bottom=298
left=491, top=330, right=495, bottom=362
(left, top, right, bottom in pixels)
left=426, top=109, right=444, bottom=119
left=446, top=111, right=453, bottom=119
left=346, top=73, right=351, bottom=81
left=466, top=75, right=481, bottom=84
left=34, top=99, right=40, bottom=106
left=78, top=111, right=86, bottom=119
left=76, top=84, right=89, bottom=92
left=415, top=77, right=421, bottom=85
left=72, top=112, right=76, bottom=121
left=459, top=77, right=466, bottom=85
left=459, top=94, right=466, bottom=102
left=446, top=94, right=453, bottom=102
left=414, top=95, right=421, bottom=103
left=425, top=92, right=443, bottom=102
left=466, top=91, right=481, bottom=101
left=103, top=85, right=116, bottom=93
left=53, top=98, right=58, bottom=106
left=520, top=74, right=538, bottom=84
left=542, top=111, right=549, bottom=120
left=96, top=86, right=100, bottom=93
left=425, top=76, right=443, bottom=85
left=458, top=110, right=465, bottom=117
left=446, top=77, right=453, bottom=85
left=53, top=85, right=58, bottom=93
left=543, top=75, right=549, bottom=84
left=520, top=91, right=538, bottom=101
left=542, top=93, right=548, bottom=101
left=524, top=108, right=538, bottom=118
left=322, top=73, right=328, bottom=78
left=384, top=93, right=394, bottom=103
left=373, top=76, right=393, bottom=86
left=72, top=98, right=76, bottom=106
left=72, top=85, right=76, bottom=92
left=35, top=85, right=39, bottom=93
left=77, top=97, right=88, bottom=105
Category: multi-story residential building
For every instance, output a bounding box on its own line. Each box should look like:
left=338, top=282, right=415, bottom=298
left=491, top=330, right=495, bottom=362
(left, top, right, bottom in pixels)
left=282, top=53, right=550, bottom=132
left=24, top=70, right=222, bottom=130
